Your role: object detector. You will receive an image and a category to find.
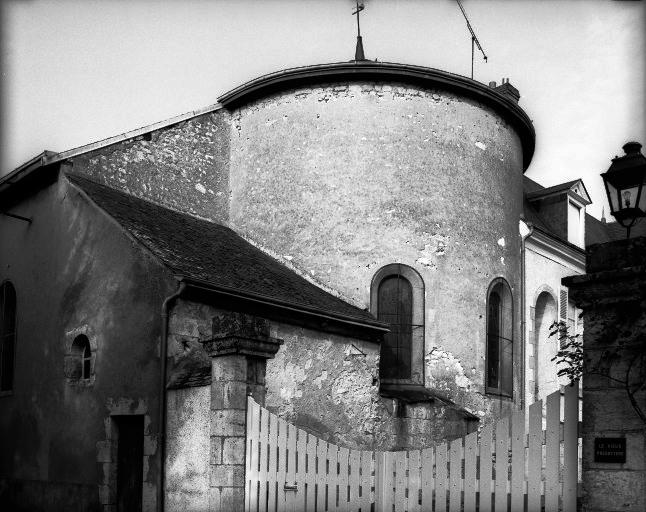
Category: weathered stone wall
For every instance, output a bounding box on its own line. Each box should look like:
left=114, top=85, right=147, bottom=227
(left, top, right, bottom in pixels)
left=168, top=301, right=475, bottom=455
left=165, top=387, right=210, bottom=512
left=69, top=110, right=230, bottom=222
left=565, top=237, right=646, bottom=512
left=227, top=81, right=525, bottom=421
left=0, top=175, right=176, bottom=511
left=268, top=322, right=477, bottom=449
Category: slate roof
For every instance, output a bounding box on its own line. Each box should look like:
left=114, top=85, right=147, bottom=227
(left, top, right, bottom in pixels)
left=67, top=173, right=382, bottom=327
left=523, top=177, right=566, bottom=237
left=525, top=179, right=579, bottom=199
left=596, top=218, right=646, bottom=242
left=523, top=176, right=612, bottom=247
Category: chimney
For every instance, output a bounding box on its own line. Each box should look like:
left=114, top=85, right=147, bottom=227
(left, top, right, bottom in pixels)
left=488, top=81, right=497, bottom=88
left=494, top=77, right=520, bottom=103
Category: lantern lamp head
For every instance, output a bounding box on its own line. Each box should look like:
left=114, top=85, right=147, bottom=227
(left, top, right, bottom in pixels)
left=601, top=141, right=646, bottom=235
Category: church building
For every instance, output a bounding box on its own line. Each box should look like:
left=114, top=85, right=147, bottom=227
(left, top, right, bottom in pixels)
left=0, top=55, right=629, bottom=511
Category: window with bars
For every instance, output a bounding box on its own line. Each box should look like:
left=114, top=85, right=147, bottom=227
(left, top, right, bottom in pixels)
left=0, top=281, right=17, bottom=392
left=378, top=275, right=413, bottom=379
left=485, top=278, right=513, bottom=397
left=371, top=264, right=425, bottom=385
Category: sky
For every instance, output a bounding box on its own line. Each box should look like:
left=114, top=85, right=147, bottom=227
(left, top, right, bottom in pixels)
left=1, top=0, right=644, bottom=219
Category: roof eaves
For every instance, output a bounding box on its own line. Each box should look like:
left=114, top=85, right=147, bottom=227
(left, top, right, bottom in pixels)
left=567, top=189, right=592, bottom=206
left=526, top=179, right=591, bottom=205
left=178, top=275, right=390, bottom=333
left=526, top=181, right=577, bottom=201
left=530, top=225, right=586, bottom=256
left=0, top=151, right=57, bottom=195
left=574, top=179, right=592, bottom=204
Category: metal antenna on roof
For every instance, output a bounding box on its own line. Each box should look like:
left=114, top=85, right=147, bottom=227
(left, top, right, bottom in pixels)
left=455, top=0, right=488, bottom=79
left=352, top=1, right=366, bottom=60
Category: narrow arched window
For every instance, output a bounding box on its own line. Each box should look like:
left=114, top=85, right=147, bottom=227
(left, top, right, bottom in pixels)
left=70, top=335, right=92, bottom=381
left=486, top=278, right=513, bottom=397
left=371, top=264, right=424, bottom=385
left=0, top=281, right=17, bottom=392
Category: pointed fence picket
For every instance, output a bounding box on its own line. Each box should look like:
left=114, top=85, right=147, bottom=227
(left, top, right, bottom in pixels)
left=245, top=385, right=581, bottom=512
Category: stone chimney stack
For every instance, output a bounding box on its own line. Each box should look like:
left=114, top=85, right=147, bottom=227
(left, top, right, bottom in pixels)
left=495, top=77, right=520, bottom=103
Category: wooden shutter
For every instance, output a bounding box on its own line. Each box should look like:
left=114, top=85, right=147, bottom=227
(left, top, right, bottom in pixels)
left=559, top=287, right=569, bottom=348
left=559, top=287, right=568, bottom=321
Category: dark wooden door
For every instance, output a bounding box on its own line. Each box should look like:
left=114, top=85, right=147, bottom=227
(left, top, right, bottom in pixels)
left=116, top=415, right=144, bottom=512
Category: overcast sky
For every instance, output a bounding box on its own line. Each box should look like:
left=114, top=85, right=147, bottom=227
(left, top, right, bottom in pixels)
left=2, top=0, right=644, bottom=218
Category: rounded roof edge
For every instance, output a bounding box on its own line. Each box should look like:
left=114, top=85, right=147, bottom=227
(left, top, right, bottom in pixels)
left=217, top=61, right=535, bottom=170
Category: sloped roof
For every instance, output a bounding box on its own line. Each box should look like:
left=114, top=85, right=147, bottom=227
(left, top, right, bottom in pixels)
left=523, top=176, right=606, bottom=247
left=597, top=218, right=646, bottom=242
left=585, top=214, right=613, bottom=245
left=67, top=173, right=383, bottom=329
left=525, top=178, right=591, bottom=204
left=523, top=177, right=565, bottom=236
left=523, top=197, right=558, bottom=234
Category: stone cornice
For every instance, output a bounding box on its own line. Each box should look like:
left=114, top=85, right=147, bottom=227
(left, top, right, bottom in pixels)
left=526, top=228, right=586, bottom=270
left=201, top=312, right=283, bottom=359
left=217, top=60, right=535, bottom=170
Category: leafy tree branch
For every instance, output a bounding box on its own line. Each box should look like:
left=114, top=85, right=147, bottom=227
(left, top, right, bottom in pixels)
left=549, top=320, right=646, bottom=425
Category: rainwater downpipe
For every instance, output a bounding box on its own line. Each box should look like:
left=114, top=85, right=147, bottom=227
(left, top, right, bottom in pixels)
left=157, top=281, right=187, bottom=512
left=519, top=219, right=534, bottom=411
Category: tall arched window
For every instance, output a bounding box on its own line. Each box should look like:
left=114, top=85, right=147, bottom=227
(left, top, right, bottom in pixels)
left=0, top=281, right=17, bottom=392
left=486, top=278, right=513, bottom=397
left=371, top=264, right=424, bottom=385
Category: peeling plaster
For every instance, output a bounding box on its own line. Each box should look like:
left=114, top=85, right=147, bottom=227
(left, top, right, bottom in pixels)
left=426, top=347, right=475, bottom=393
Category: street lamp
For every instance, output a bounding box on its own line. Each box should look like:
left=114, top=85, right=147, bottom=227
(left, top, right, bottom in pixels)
left=601, top=141, right=646, bottom=238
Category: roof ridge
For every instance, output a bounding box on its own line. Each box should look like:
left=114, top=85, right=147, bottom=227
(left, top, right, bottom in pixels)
left=4, top=103, right=223, bottom=179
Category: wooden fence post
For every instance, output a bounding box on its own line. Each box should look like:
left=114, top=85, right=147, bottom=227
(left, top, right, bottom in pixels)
left=374, top=451, right=387, bottom=512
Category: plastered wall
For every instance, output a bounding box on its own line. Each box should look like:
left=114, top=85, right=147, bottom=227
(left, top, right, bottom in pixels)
left=168, top=300, right=475, bottom=465
left=227, top=81, right=525, bottom=419
left=0, top=176, right=176, bottom=511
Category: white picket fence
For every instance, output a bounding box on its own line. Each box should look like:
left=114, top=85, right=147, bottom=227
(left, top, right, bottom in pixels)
left=245, top=385, right=580, bottom=512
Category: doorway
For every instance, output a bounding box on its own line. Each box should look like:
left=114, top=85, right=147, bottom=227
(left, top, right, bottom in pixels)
left=115, top=415, right=144, bottom=512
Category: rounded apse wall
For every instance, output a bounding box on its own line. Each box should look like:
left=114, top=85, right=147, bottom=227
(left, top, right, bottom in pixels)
left=224, top=63, right=532, bottom=408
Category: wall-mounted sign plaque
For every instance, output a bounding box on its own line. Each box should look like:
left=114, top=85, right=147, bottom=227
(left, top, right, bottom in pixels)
left=594, top=437, right=626, bottom=463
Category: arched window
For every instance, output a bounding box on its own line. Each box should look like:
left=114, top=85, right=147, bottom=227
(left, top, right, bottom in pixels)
left=534, top=290, right=558, bottom=401
left=69, top=335, right=92, bottom=381
left=486, top=278, right=513, bottom=397
left=1, top=281, right=17, bottom=392
left=371, top=264, right=424, bottom=385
